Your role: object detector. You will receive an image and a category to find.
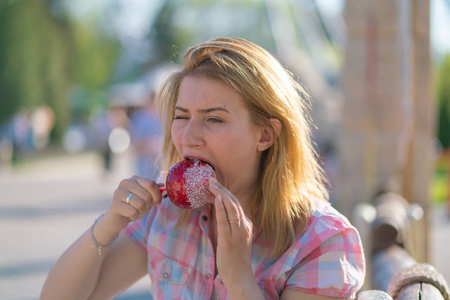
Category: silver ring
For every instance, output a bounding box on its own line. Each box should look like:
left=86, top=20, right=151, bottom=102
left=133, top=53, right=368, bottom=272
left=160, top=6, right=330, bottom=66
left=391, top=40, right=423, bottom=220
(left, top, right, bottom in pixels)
left=126, top=193, right=133, bottom=204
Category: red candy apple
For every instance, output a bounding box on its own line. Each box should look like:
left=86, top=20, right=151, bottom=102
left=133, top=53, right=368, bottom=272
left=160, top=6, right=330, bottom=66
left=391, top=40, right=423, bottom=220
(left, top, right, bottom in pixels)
left=165, top=159, right=216, bottom=209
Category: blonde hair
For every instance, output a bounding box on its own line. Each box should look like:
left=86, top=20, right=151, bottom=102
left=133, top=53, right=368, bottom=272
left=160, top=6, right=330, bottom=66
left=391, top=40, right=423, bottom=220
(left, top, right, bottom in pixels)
left=158, top=37, right=328, bottom=257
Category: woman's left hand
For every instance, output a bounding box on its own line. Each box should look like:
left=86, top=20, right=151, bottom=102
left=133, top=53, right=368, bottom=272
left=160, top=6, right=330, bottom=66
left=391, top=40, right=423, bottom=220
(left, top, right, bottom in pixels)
left=208, top=177, right=254, bottom=286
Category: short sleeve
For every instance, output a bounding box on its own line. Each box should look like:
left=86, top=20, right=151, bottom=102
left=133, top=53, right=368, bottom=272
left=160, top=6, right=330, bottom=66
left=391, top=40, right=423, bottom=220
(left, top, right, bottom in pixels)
left=286, top=226, right=365, bottom=299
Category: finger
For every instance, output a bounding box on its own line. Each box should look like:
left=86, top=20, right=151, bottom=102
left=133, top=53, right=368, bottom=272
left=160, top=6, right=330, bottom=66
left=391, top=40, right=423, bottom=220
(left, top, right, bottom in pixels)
left=118, top=177, right=152, bottom=207
left=210, top=183, right=241, bottom=230
left=158, top=183, right=168, bottom=199
left=134, top=176, right=163, bottom=207
left=223, top=198, right=241, bottom=228
left=112, top=190, right=140, bottom=221
left=214, top=195, right=231, bottom=236
left=209, top=178, right=235, bottom=201
left=124, top=193, right=148, bottom=212
left=209, top=178, right=242, bottom=224
left=135, top=176, right=164, bottom=206
left=125, top=186, right=152, bottom=209
left=118, top=201, right=142, bottom=221
left=209, top=178, right=243, bottom=213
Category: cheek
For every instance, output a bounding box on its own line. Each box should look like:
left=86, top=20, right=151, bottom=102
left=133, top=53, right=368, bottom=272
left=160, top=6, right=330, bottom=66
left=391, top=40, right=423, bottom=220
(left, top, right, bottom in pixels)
left=219, top=132, right=256, bottom=158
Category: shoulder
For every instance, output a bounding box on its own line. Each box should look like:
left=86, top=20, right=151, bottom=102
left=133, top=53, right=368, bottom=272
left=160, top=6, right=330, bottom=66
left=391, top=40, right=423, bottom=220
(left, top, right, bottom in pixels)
left=283, top=198, right=366, bottom=298
left=291, top=197, right=365, bottom=264
left=301, top=198, right=359, bottom=244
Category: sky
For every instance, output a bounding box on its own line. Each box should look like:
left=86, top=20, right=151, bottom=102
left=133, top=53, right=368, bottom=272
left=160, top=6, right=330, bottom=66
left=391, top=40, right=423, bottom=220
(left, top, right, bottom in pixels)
left=431, top=0, right=450, bottom=56
left=318, top=0, right=450, bottom=56
left=66, top=0, right=450, bottom=56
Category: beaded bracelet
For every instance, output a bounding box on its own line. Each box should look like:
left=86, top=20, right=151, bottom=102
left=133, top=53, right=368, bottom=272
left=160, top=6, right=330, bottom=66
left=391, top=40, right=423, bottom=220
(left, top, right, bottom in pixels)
left=90, top=214, right=111, bottom=257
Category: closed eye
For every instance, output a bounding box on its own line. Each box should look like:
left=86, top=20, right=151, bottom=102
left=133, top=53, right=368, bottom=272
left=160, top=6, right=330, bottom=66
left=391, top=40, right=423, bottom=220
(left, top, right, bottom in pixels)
left=207, top=117, right=222, bottom=123
left=174, top=116, right=189, bottom=120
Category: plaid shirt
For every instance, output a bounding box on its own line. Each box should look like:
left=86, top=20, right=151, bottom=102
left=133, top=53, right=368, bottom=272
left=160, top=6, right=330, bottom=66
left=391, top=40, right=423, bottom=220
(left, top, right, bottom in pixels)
left=125, top=197, right=365, bottom=299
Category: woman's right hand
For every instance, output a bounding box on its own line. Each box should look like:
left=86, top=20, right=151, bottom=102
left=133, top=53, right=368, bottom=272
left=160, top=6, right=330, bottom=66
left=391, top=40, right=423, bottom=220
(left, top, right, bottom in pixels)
left=104, top=176, right=164, bottom=232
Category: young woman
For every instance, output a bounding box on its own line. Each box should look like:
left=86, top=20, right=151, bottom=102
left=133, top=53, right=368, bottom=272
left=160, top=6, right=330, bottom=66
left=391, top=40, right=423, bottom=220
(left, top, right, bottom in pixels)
left=41, top=37, right=365, bottom=299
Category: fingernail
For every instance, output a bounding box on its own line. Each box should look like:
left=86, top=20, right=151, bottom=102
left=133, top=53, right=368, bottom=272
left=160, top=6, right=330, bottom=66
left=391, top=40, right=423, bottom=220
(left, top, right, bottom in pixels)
left=209, top=177, right=218, bottom=189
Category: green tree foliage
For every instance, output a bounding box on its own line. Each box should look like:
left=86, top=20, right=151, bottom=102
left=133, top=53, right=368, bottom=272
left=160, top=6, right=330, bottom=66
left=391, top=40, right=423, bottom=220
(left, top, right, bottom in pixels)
left=71, top=22, right=121, bottom=92
left=0, top=1, right=121, bottom=141
left=145, top=0, right=272, bottom=68
left=68, top=22, right=121, bottom=120
left=0, top=0, right=72, bottom=140
left=437, top=54, right=450, bottom=149
left=145, top=0, right=192, bottom=67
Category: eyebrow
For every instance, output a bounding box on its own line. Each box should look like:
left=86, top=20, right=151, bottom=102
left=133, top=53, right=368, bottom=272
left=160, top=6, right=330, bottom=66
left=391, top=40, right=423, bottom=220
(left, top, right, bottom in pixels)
left=174, top=106, right=231, bottom=114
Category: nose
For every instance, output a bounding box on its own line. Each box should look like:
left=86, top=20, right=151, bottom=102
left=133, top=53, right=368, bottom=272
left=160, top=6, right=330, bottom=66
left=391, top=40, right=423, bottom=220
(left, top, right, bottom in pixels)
left=180, top=119, right=204, bottom=148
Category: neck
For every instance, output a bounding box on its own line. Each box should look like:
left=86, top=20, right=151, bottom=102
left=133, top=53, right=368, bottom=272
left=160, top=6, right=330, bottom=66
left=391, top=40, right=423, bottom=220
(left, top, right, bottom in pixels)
left=235, top=167, right=261, bottom=219
left=237, top=191, right=255, bottom=216
left=220, top=160, right=261, bottom=219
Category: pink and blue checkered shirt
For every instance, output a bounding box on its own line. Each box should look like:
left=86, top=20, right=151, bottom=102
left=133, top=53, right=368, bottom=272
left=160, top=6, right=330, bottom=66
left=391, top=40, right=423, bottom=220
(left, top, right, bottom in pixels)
left=125, top=197, right=365, bottom=299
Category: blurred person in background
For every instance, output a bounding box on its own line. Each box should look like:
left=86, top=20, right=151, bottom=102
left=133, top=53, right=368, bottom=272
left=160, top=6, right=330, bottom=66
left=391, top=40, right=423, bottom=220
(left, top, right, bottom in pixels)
left=129, top=91, right=162, bottom=179
left=10, top=108, right=32, bottom=162
left=41, top=37, right=365, bottom=300
left=30, top=105, right=54, bottom=150
left=90, top=109, right=115, bottom=174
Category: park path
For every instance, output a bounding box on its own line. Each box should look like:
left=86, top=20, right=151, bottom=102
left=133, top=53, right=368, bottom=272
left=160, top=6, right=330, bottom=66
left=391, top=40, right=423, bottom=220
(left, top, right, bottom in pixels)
left=0, top=151, right=151, bottom=300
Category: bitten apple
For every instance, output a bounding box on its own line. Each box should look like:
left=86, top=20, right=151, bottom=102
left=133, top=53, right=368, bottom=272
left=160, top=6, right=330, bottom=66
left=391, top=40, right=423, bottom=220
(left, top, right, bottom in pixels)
left=165, top=159, right=216, bottom=209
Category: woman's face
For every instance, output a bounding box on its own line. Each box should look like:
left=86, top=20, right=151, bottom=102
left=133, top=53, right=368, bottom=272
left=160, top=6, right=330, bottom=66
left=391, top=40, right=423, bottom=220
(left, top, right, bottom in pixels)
left=171, top=76, right=264, bottom=197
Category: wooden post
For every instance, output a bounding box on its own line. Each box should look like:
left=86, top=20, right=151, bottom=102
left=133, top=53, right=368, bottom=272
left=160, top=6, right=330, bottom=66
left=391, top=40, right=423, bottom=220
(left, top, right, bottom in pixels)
left=396, top=283, right=444, bottom=299
left=358, top=290, right=393, bottom=300
left=339, top=0, right=433, bottom=264
left=400, top=0, right=433, bottom=263
left=372, top=246, right=417, bottom=291
left=387, top=263, right=449, bottom=299
left=338, top=0, right=408, bottom=218
left=370, top=192, right=417, bottom=291
left=353, top=203, right=377, bottom=292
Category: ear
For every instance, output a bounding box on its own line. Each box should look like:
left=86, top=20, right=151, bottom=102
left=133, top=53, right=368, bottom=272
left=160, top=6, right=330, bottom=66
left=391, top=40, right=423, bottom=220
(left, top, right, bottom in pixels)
left=257, top=118, right=282, bottom=152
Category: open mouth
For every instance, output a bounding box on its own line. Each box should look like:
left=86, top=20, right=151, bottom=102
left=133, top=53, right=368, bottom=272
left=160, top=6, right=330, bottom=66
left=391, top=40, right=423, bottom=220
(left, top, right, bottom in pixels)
left=185, top=157, right=215, bottom=170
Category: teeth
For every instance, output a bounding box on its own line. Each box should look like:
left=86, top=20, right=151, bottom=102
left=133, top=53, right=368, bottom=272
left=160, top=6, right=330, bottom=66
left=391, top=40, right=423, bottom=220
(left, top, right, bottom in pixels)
left=187, top=157, right=211, bottom=166
left=186, top=157, right=215, bottom=170
left=187, top=158, right=202, bottom=164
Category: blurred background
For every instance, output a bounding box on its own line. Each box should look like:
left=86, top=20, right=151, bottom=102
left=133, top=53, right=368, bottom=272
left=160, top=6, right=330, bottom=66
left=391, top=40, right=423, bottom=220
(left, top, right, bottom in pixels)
left=0, top=0, right=449, bottom=299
